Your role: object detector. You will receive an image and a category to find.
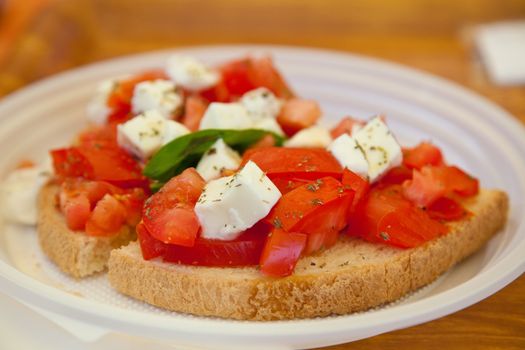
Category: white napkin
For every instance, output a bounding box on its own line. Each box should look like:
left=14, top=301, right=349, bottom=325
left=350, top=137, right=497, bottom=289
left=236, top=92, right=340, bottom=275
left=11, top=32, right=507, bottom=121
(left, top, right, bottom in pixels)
left=475, top=21, right=525, bottom=85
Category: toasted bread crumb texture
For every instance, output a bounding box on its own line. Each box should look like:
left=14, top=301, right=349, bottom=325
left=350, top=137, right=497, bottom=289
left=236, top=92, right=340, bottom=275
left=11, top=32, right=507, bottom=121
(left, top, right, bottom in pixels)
left=37, top=183, right=136, bottom=279
left=108, top=189, right=508, bottom=320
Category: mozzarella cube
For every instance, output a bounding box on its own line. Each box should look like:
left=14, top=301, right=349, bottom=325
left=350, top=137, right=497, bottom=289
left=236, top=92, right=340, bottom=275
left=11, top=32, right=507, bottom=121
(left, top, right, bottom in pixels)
left=240, top=87, right=282, bottom=120
left=117, top=110, right=189, bottom=160
left=199, top=102, right=253, bottom=130
left=166, top=55, right=219, bottom=91
left=196, top=138, right=241, bottom=181
left=285, top=125, right=332, bottom=148
left=195, top=161, right=281, bottom=240
left=252, top=117, right=285, bottom=136
left=327, top=134, right=369, bottom=179
left=1, top=165, right=50, bottom=225
left=131, top=79, right=182, bottom=119
left=86, top=79, right=116, bottom=124
left=354, top=116, right=402, bottom=182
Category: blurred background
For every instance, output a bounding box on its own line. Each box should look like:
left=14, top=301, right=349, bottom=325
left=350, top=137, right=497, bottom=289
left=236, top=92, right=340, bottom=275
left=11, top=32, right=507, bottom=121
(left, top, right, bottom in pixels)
left=0, top=0, right=524, bottom=124
left=0, top=1, right=524, bottom=349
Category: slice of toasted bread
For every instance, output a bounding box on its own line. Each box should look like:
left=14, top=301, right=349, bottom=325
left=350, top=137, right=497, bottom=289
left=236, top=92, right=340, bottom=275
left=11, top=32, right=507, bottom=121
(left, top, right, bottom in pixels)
left=37, top=183, right=136, bottom=279
left=108, top=189, right=508, bottom=320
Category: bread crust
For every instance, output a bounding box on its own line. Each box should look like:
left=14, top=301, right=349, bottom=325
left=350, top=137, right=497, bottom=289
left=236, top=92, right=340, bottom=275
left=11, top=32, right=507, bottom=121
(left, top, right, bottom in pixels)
left=108, top=189, right=508, bottom=320
left=37, top=183, right=136, bottom=279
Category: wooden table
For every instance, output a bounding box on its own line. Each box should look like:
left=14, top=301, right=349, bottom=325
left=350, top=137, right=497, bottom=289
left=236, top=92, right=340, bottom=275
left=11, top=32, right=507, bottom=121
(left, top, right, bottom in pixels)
left=0, top=0, right=524, bottom=349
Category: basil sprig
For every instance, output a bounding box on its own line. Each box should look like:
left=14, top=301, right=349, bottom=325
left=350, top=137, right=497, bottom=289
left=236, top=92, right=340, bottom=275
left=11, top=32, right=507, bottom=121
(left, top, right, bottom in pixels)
left=143, top=129, right=284, bottom=185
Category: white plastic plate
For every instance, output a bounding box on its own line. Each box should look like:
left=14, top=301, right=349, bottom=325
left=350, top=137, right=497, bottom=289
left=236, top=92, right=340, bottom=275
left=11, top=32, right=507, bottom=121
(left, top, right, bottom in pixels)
left=0, top=45, right=524, bottom=350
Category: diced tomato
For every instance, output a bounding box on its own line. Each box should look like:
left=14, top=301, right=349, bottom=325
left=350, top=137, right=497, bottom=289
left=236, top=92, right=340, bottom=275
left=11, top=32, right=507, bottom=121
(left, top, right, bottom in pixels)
left=268, top=176, right=311, bottom=194
left=50, top=145, right=147, bottom=189
left=247, top=56, right=294, bottom=99
left=379, top=165, right=413, bottom=186
left=267, top=177, right=353, bottom=254
left=330, top=117, right=364, bottom=139
left=199, top=78, right=230, bottom=102
left=138, top=220, right=270, bottom=265
left=403, top=142, right=444, bottom=169
left=217, top=56, right=294, bottom=101
left=351, top=185, right=448, bottom=248
left=427, top=197, right=467, bottom=221
left=277, top=98, right=321, bottom=136
left=402, top=165, right=479, bottom=207
left=77, top=124, right=118, bottom=148
left=85, top=194, right=127, bottom=236
left=142, top=168, right=205, bottom=247
left=61, top=178, right=120, bottom=208
left=61, top=193, right=91, bottom=231
left=402, top=167, right=446, bottom=208
left=115, top=188, right=146, bottom=226
left=106, top=70, right=168, bottom=121
left=260, top=228, right=307, bottom=277
left=242, top=147, right=343, bottom=182
left=341, top=168, right=369, bottom=213
left=137, top=221, right=165, bottom=259
left=181, top=95, right=208, bottom=131
left=248, top=134, right=276, bottom=150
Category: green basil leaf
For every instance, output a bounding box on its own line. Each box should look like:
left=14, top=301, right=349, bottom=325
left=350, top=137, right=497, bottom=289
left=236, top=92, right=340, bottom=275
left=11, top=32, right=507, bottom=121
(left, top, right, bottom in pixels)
left=143, top=129, right=284, bottom=183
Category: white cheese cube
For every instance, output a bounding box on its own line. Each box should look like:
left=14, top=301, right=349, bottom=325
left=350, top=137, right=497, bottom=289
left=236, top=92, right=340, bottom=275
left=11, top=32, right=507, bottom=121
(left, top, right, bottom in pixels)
left=117, top=110, right=189, bottom=160
left=252, top=117, right=285, bottom=136
left=195, top=161, right=281, bottom=240
left=166, top=55, right=219, bottom=91
left=1, top=165, right=50, bottom=225
left=131, top=79, right=182, bottom=119
left=327, top=134, right=369, bottom=179
left=285, top=125, right=332, bottom=148
left=354, top=116, right=402, bottom=182
left=199, top=102, right=253, bottom=130
left=86, top=79, right=116, bottom=125
left=240, top=87, right=282, bottom=120
left=196, top=138, right=241, bottom=181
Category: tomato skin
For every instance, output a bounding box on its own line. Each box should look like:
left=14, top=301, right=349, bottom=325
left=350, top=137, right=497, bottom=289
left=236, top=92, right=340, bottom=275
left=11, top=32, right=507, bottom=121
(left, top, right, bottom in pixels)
left=379, top=165, right=413, bottom=186
left=138, top=220, right=270, bottom=266
left=242, top=147, right=343, bottom=181
left=260, top=228, right=307, bottom=277
left=277, top=98, right=321, bottom=136
left=61, top=194, right=91, bottom=231
left=330, top=117, right=364, bottom=139
left=403, top=142, right=444, bottom=169
left=181, top=96, right=208, bottom=131
left=85, top=194, right=127, bottom=236
left=142, top=168, right=205, bottom=247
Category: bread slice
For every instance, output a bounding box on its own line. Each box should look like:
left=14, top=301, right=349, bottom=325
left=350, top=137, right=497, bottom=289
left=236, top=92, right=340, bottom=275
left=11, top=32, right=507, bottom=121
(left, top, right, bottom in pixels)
left=108, top=189, right=508, bottom=320
left=37, top=183, right=136, bottom=279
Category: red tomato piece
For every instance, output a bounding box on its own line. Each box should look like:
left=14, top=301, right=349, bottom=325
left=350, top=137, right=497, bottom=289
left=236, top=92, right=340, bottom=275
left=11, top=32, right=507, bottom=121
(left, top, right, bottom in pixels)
left=181, top=95, right=208, bottom=131
left=85, top=194, right=127, bottom=236
left=330, top=117, right=365, bottom=139
left=268, top=176, right=311, bottom=194
left=77, top=124, right=118, bottom=148
left=247, top=56, right=294, bottom=99
left=50, top=145, right=147, bottom=189
left=277, top=98, right=321, bottom=136
left=341, top=168, right=369, bottom=213
left=402, top=167, right=446, bottom=208
left=142, top=168, right=205, bottom=247
left=106, top=70, right=168, bottom=120
left=260, top=228, right=307, bottom=277
left=403, top=142, right=444, bottom=169
left=115, top=188, right=147, bottom=226
left=427, top=197, right=467, bottom=221
left=267, top=177, right=353, bottom=238
left=61, top=193, right=91, bottom=231
left=351, top=185, right=448, bottom=248
left=242, top=147, right=343, bottom=181
left=402, top=165, right=479, bottom=208
left=138, top=220, right=270, bottom=265
left=379, top=165, right=413, bottom=186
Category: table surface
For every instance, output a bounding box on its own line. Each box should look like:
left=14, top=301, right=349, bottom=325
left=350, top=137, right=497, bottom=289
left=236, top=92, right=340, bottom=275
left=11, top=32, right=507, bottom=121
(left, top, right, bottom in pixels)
left=0, top=0, right=524, bottom=349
